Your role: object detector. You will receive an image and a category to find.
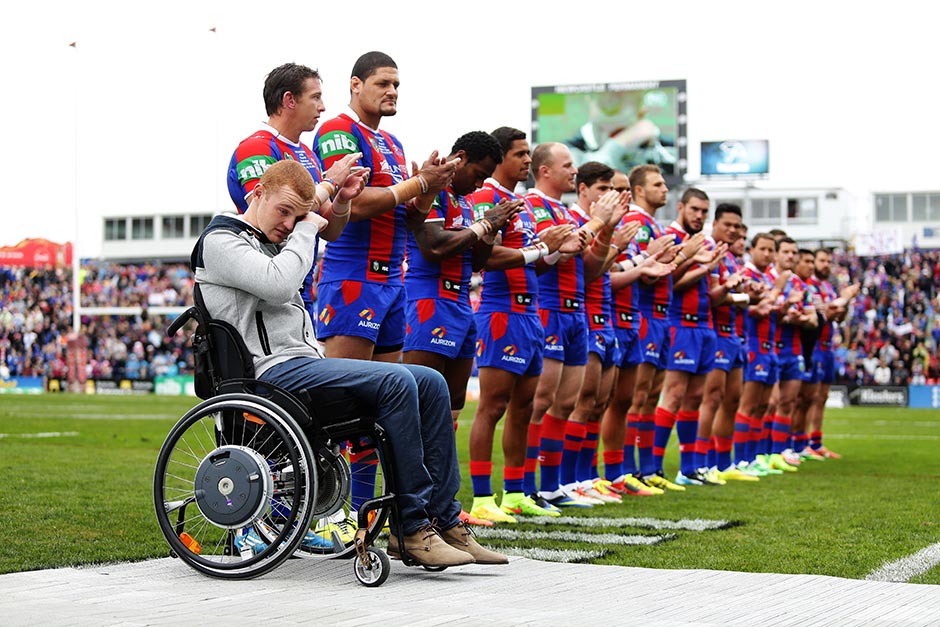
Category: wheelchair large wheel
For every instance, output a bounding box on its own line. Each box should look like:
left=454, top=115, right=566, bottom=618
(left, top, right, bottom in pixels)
left=153, top=393, right=317, bottom=579
left=291, top=437, right=391, bottom=560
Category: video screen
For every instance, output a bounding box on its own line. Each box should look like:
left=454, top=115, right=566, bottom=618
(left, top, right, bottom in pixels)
left=701, top=140, right=769, bottom=176
left=531, top=80, right=687, bottom=186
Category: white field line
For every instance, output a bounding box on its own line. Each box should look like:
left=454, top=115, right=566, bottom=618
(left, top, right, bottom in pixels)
left=500, top=547, right=607, bottom=563
left=865, top=542, right=940, bottom=583
left=825, top=434, right=940, bottom=441
left=474, top=527, right=674, bottom=545
left=520, top=516, right=732, bottom=531
left=872, top=420, right=940, bottom=428
left=3, top=413, right=176, bottom=420
left=0, top=431, right=80, bottom=439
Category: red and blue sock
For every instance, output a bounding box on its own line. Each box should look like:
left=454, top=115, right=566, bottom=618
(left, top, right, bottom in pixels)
left=538, top=413, right=567, bottom=493
left=523, top=421, right=541, bottom=495
left=559, top=420, right=585, bottom=487
left=469, top=460, right=493, bottom=497
left=713, top=435, right=733, bottom=471
left=503, top=465, right=524, bottom=495
left=771, top=414, right=791, bottom=454
left=653, top=407, right=677, bottom=473
left=675, top=410, right=700, bottom=476
left=576, top=421, right=600, bottom=481
left=734, top=412, right=751, bottom=464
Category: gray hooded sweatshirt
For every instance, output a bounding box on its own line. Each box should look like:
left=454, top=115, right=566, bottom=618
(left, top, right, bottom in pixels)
left=193, top=214, right=323, bottom=376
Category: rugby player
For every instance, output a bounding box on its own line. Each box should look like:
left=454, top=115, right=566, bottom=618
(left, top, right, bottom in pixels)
left=226, top=63, right=369, bottom=321
left=313, top=51, right=458, bottom=364
left=467, top=128, right=580, bottom=521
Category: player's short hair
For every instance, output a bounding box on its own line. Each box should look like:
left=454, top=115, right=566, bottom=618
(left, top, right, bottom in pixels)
left=715, top=203, right=743, bottom=221
left=259, top=160, right=317, bottom=203
left=351, top=51, right=398, bottom=80
left=775, top=236, right=797, bottom=251
left=452, top=131, right=503, bottom=165
left=768, top=228, right=788, bottom=239
left=628, top=164, right=662, bottom=191
left=530, top=142, right=562, bottom=175
left=798, top=248, right=815, bottom=257
left=491, top=127, right=527, bottom=155
left=752, top=232, right=775, bottom=248
left=680, top=187, right=709, bottom=204
left=576, top=161, right=614, bottom=189
left=814, top=247, right=833, bottom=258
left=263, top=63, right=321, bottom=117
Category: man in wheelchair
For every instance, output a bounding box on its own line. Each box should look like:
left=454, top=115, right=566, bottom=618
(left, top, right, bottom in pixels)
left=192, top=158, right=507, bottom=568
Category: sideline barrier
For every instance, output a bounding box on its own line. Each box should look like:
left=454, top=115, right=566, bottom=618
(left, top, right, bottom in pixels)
left=908, top=385, right=940, bottom=409
left=848, top=385, right=909, bottom=407
left=154, top=375, right=195, bottom=396
left=0, top=376, right=44, bottom=394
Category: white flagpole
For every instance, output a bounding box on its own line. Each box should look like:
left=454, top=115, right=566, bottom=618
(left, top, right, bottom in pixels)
left=70, top=41, right=80, bottom=336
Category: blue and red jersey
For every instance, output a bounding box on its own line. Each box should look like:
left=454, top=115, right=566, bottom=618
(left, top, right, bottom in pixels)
left=611, top=217, right=641, bottom=331
left=227, top=125, right=323, bottom=212
left=713, top=250, right=742, bottom=338
left=527, top=189, right=584, bottom=313
left=569, top=204, right=612, bottom=330
left=808, top=276, right=838, bottom=350
left=471, top=179, right=539, bottom=315
left=666, top=222, right=713, bottom=329
left=404, top=186, right=473, bottom=304
left=623, top=206, right=670, bottom=320
left=744, top=262, right=776, bottom=354
left=226, top=125, right=323, bottom=310
left=314, top=111, right=409, bottom=284
left=771, top=270, right=807, bottom=356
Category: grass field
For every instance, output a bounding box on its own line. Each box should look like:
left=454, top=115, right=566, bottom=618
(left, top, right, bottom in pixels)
left=1, top=394, right=937, bottom=583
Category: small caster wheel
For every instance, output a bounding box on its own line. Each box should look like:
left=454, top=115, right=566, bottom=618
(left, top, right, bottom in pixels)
left=422, top=565, right=448, bottom=572
left=354, top=547, right=390, bottom=587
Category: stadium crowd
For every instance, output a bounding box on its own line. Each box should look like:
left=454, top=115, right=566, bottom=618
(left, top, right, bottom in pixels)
left=0, top=264, right=194, bottom=382
left=4, top=248, right=935, bottom=387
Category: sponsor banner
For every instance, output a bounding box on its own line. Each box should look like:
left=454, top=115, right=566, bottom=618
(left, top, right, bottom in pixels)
left=908, top=385, right=940, bottom=409
left=85, top=379, right=155, bottom=395
left=826, top=385, right=849, bottom=409
left=155, top=375, right=196, bottom=397
left=849, top=385, right=908, bottom=407
left=0, top=376, right=44, bottom=395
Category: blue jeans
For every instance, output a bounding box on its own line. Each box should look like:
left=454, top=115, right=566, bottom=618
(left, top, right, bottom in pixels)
left=259, top=357, right=461, bottom=536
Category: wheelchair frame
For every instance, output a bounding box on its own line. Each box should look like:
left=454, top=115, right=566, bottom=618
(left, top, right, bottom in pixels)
left=153, top=304, right=421, bottom=586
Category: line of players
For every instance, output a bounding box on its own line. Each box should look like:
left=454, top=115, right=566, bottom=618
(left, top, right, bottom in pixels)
left=227, top=53, right=860, bottom=529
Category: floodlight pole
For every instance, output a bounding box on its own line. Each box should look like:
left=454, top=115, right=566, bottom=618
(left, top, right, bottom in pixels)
left=70, top=41, right=80, bottom=336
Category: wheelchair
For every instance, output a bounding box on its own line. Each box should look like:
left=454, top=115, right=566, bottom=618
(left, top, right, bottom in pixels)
left=153, top=304, right=407, bottom=586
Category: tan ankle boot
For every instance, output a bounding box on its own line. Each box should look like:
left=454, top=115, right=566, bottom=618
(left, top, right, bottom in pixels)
left=441, top=521, right=508, bottom=565
left=388, top=525, right=475, bottom=567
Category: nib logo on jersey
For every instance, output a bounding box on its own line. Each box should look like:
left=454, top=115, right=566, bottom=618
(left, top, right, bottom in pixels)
left=673, top=350, right=694, bottom=366
left=430, top=326, right=456, bottom=348
left=236, top=155, right=277, bottom=185
left=358, top=308, right=380, bottom=330
left=317, top=131, right=358, bottom=159
left=501, top=344, right=525, bottom=365
left=544, top=335, right=563, bottom=353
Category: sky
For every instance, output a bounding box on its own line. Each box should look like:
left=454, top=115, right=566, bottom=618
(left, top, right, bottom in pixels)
left=3, top=0, right=937, bottom=257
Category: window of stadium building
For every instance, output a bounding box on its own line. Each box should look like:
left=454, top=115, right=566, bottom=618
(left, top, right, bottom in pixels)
left=749, top=198, right=782, bottom=224
left=104, top=218, right=127, bottom=241
left=911, top=192, right=940, bottom=222
left=786, top=197, right=817, bottom=223
left=131, top=217, right=154, bottom=240
left=875, top=193, right=908, bottom=222
left=189, top=214, right=212, bottom=236
left=162, top=216, right=185, bottom=239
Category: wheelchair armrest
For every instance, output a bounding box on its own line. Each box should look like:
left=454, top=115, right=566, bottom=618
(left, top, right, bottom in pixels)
left=167, top=306, right=205, bottom=337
